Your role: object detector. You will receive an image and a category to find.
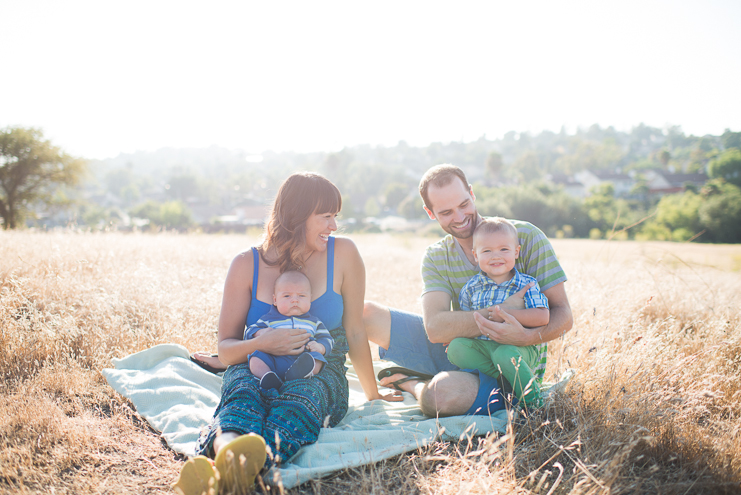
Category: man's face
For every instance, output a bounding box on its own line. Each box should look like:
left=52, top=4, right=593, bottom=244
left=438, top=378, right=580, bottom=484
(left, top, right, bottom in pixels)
left=473, top=230, right=520, bottom=283
left=425, top=178, right=478, bottom=239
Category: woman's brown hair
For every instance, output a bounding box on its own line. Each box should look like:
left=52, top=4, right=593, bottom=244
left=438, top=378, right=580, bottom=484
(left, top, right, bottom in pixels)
left=260, top=172, right=342, bottom=272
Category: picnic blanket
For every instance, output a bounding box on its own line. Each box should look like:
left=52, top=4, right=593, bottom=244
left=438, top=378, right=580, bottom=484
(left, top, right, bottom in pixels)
left=102, top=343, right=573, bottom=489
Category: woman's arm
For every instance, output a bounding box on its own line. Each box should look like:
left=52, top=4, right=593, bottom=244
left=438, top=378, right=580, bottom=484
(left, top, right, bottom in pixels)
left=337, top=238, right=402, bottom=402
left=217, top=250, right=310, bottom=366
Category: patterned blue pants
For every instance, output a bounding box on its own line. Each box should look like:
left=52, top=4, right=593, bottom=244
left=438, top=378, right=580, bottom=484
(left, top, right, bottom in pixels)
left=196, top=328, right=349, bottom=467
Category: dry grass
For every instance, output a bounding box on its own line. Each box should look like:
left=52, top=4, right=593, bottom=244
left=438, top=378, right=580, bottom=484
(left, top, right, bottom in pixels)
left=1, top=231, right=740, bottom=494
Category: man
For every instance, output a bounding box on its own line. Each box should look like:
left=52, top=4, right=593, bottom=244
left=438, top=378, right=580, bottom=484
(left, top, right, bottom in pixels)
left=364, top=164, right=573, bottom=416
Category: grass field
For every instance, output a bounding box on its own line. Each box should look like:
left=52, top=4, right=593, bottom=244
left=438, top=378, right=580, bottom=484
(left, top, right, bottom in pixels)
left=1, top=231, right=740, bottom=494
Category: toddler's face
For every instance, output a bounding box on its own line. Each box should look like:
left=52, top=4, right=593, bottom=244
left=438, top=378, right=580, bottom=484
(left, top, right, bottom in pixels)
left=274, top=279, right=312, bottom=316
left=473, top=230, right=520, bottom=283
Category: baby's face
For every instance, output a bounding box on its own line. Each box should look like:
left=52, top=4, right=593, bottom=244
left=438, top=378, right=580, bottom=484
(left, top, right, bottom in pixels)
left=473, top=230, right=520, bottom=283
left=273, top=279, right=312, bottom=316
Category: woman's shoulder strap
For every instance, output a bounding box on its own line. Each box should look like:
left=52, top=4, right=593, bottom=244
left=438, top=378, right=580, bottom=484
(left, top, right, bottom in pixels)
left=326, top=236, right=335, bottom=291
left=251, top=247, right=260, bottom=292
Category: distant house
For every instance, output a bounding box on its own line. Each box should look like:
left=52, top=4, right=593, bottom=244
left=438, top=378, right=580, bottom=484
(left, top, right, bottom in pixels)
left=642, top=170, right=708, bottom=196
left=574, top=170, right=635, bottom=197
left=233, top=203, right=270, bottom=225
left=188, top=202, right=227, bottom=225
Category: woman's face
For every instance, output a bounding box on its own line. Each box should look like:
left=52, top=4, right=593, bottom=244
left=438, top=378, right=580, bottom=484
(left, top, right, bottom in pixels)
left=304, top=210, right=338, bottom=252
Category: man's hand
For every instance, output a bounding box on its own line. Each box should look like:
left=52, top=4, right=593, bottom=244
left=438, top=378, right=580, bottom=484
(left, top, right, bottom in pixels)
left=306, top=341, right=326, bottom=355
left=487, top=281, right=532, bottom=319
left=474, top=305, right=540, bottom=347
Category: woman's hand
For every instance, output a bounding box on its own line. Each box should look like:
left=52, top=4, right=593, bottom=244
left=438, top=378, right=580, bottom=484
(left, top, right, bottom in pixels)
left=368, top=389, right=405, bottom=402
left=255, top=327, right=311, bottom=355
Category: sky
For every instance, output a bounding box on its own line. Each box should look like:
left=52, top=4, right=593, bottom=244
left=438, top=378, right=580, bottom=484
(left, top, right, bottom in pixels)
left=2, top=0, right=740, bottom=160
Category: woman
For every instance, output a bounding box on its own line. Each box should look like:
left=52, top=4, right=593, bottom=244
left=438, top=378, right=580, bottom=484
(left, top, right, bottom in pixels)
left=175, top=172, right=401, bottom=495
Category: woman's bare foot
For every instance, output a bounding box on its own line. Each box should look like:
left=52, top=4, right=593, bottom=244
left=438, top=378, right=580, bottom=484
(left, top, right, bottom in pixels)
left=214, top=433, right=267, bottom=493
left=213, top=431, right=241, bottom=455
left=191, top=351, right=228, bottom=372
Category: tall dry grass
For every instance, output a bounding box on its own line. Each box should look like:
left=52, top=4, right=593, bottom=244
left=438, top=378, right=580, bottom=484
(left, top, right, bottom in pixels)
left=1, top=231, right=740, bottom=494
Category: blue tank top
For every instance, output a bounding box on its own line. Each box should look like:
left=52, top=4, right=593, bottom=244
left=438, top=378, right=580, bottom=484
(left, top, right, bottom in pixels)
left=245, top=236, right=344, bottom=330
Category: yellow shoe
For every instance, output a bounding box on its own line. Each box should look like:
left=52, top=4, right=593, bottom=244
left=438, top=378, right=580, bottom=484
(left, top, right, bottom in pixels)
left=214, top=433, right=267, bottom=494
left=172, top=455, right=219, bottom=495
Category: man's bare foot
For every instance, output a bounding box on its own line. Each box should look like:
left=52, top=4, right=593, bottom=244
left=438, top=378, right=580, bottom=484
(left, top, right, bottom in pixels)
left=379, top=373, right=427, bottom=398
left=191, top=351, right=227, bottom=372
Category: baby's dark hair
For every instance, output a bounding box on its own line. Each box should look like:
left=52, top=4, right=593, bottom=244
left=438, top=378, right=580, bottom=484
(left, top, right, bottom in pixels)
left=472, top=217, right=519, bottom=245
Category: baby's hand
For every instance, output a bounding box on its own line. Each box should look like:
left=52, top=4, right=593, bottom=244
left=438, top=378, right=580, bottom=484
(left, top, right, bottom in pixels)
left=307, top=341, right=326, bottom=355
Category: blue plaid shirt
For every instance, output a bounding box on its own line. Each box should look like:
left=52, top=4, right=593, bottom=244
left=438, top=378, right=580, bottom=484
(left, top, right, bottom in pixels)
left=459, top=268, right=548, bottom=318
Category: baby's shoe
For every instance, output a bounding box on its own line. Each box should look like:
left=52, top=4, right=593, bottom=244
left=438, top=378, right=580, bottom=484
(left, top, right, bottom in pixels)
left=285, top=353, right=316, bottom=381
left=260, top=371, right=283, bottom=390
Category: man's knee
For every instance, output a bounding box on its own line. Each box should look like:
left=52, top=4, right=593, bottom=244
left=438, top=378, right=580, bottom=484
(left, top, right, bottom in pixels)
left=419, top=371, right=478, bottom=417
left=363, top=301, right=391, bottom=348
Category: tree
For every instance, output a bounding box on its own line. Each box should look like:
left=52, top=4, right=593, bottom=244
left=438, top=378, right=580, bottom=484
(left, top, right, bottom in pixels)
left=485, top=152, right=504, bottom=182
left=513, top=151, right=542, bottom=180
left=652, top=191, right=702, bottom=236
left=721, top=129, right=741, bottom=150
left=708, top=148, right=741, bottom=188
left=130, top=200, right=194, bottom=230
left=658, top=149, right=671, bottom=168
left=0, top=127, right=86, bottom=229
left=698, top=180, right=741, bottom=243
left=383, top=182, right=410, bottom=211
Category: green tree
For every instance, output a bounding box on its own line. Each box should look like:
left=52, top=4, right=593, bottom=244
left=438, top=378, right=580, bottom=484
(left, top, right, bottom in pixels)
left=130, top=200, right=193, bottom=229
left=656, top=192, right=701, bottom=232
left=698, top=180, right=741, bottom=243
left=130, top=200, right=194, bottom=230
left=475, top=183, right=591, bottom=237
left=166, top=173, right=200, bottom=202
left=514, top=151, right=542, bottom=180
left=383, top=182, right=410, bottom=210
left=105, top=167, right=147, bottom=205
left=708, top=148, right=741, bottom=188
left=159, top=200, right=194, bottom=229
left=340, top=195, right=358, bottom=220
left=658, top=149, right=671, bottom=168
left=130, top=200, right=162, bottom=225
left=0, top=127, right=86, bottom=229
left=582, top=183, right=633, bottom=235
left=485, top=152, right=504, bottom=182
left=721, top=129, right=741, bottom=150
left=555, top=137, right=623, bottom=174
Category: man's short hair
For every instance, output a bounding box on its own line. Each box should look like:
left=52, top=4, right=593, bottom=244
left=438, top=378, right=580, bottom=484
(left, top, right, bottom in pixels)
left=473, top=217, right=519, bottom=245
left=418, top=164, right=470, bottom=210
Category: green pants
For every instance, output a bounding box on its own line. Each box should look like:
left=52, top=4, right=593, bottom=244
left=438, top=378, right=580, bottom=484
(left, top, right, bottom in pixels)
left=447, top=338, right=542, bottom=406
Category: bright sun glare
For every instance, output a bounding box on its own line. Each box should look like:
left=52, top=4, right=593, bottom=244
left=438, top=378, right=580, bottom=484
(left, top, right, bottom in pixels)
left=1, top=0, right=740, bottom=159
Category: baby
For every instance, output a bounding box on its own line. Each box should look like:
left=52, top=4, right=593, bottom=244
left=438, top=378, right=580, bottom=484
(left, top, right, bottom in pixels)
left=245, top=270, right=333, bottom=390
left=446, top=217, right=550, bottom=407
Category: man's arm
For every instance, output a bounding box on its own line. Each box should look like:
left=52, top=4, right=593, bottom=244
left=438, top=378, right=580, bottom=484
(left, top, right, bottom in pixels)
left=474, top=282, right=572, bottom=346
